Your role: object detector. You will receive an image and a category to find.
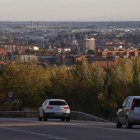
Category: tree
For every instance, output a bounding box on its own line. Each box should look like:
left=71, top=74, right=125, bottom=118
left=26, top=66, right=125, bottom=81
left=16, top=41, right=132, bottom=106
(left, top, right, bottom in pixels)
left=132, top=58, right=140, bottom=95
left=98, top=58, right=134, bottom=118
left=1, top=61, right=49, bottom=109
left=87, top=50, right=96, bottom=55
left=75, top=58, right=106, bottom=114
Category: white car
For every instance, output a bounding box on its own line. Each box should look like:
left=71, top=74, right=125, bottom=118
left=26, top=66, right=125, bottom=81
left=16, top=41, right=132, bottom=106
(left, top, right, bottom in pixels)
left=116, top=96, right=140, bottom=128
left=38, top=99, right=71, bottom=122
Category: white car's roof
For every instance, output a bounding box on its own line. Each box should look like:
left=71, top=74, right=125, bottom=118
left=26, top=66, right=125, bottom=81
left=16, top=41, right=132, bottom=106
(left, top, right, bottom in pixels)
left=48, top=99, right=66, bottom=101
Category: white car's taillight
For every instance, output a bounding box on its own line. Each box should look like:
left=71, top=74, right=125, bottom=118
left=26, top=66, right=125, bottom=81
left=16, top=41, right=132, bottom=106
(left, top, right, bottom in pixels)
left=47, top=105, right=53, bottom=109
left=63, top=106, right=70, bottom=110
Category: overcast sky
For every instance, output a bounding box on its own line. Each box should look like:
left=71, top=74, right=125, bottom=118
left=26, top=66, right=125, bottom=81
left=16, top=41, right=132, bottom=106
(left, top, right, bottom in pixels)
left=0, top=0, right=140, bottom=21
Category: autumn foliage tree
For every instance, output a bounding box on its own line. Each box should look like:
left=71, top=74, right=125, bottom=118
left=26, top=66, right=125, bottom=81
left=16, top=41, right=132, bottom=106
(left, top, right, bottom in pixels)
left=0, top=58, right=140, bottom=120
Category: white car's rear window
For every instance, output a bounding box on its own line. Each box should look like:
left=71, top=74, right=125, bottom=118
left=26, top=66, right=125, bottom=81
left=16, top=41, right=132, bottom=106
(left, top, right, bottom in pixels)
left=49, top=101, right=67, bottom=106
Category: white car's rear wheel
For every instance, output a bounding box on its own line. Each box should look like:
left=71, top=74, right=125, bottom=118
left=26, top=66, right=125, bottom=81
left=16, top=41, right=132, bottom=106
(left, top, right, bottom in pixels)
left=43, top=112, right=48, bottom=121
left=38, top=116, right=42, bottom=121
left=66, top=117, right=70, bottom=122
left=61, top=118, right=65, bottom=122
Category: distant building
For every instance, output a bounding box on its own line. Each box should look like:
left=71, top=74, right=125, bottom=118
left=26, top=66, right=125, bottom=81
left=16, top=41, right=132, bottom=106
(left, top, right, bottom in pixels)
left=101, top=50, right=140, bottom=58
left=0, top=48, right=7, bottom=63
left=19, top=55, right=37, bottom=62
left=85, top=38, right=96, bottom=53
left=32, top=46, right=39, bottom=51
left=38, top=55, right=60, bottom=65
left=0, top=43, right=39, bottom=53
left=70, top=36, right=79, bottom=54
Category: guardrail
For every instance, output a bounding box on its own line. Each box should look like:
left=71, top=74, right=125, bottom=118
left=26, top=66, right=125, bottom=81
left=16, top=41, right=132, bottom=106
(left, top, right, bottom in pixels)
left=71, top=111, right=109, bottom=122
left=0, top=111, right=108, bottom=122
left=0, top=111, right=37, bottom=118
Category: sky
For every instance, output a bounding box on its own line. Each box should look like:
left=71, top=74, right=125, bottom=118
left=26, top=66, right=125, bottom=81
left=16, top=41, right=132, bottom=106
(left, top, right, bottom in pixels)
left=0, top=0, right=140, bottom=21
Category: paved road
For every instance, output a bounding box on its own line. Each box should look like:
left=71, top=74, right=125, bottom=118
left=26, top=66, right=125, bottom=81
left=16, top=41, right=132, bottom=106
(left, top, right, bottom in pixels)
left=0, top=118, right=140, bottom=140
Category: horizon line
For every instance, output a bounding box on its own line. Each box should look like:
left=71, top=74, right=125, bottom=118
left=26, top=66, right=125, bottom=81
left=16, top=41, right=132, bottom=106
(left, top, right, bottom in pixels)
left=0, top=20, right=140, bottom=23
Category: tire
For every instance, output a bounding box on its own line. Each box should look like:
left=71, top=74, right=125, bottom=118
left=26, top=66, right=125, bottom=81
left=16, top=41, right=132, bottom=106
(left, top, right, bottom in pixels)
left=61, top=118, right=65, bottom=122
left=43, top=112, right=47, bottom=121
left=66, top=117, right=70, bottom=122
left=126, top=117, right=132, bottom=129
left=116, top=118, right=122, bottom=128
left=38, top=116, right=42, bottom=121
left=43, top=116, right=47, bottom=121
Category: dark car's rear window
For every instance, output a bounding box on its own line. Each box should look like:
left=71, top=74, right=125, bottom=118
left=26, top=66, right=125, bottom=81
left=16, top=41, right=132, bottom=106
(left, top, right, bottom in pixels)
left=49, top=101, right=67, bottom=106
left=134, top=99, right=140, bottom=107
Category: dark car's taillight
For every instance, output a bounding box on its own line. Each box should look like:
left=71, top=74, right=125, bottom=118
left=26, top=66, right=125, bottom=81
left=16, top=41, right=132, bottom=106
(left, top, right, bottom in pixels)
left=131, top=99, right=136, bottom=110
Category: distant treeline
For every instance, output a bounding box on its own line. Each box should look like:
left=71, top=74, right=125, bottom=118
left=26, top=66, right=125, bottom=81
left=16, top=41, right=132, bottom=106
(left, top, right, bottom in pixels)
left=0, top=58, right=140, bottom=120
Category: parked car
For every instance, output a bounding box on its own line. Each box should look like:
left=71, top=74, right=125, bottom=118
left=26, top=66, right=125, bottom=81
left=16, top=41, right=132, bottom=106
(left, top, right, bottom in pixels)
left=116, top=96, right=140, bottom=128
left=38, top=99, right=71, bottom=122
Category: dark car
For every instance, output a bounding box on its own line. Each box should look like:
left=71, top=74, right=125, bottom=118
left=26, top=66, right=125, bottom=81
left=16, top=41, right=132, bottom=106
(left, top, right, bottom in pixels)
left=116, top=96, right=140, bottom=128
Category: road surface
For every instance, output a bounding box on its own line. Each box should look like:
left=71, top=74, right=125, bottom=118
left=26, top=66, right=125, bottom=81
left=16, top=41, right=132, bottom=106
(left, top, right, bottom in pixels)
left=0, top=118, right=140, bottom=140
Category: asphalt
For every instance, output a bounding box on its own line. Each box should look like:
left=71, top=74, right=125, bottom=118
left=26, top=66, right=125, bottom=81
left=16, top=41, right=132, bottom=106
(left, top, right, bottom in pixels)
left=0, top=118, right=140, bottom=140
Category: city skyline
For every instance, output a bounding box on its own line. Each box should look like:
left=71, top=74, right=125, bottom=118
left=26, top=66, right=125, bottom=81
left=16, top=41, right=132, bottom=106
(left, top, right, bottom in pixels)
left=0, top=0, right=140, bottom=21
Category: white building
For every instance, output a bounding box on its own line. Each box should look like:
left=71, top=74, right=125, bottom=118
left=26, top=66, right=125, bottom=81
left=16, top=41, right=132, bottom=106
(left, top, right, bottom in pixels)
left=85, top=38, right=96, bottom=53
left=20, top=55, right=38, bottom=62
left=32, top=46, right=39, bottom=51
left=1, top=43, right=39, bottom=53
